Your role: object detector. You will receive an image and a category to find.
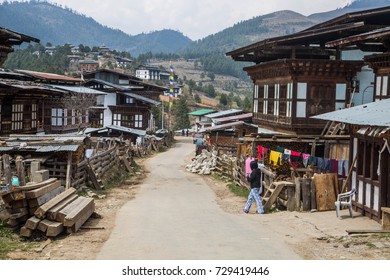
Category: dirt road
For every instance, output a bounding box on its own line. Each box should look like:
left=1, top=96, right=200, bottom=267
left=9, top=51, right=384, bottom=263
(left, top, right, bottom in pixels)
left=96, top=137, right=301, bottom=260
left=8, top=136, right=388, bottom=260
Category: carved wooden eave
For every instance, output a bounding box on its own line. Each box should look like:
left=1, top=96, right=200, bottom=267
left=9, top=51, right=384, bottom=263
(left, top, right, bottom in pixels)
left=364, top=52, right=390, bottom=71
left=244, top=59, right=364, bottom=82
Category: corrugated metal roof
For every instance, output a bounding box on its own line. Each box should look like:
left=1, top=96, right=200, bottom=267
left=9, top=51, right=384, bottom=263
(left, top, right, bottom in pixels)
left=188, top=109, right=217, bottom=116
left=200, top=121, right=250, bottom=132
left=85, top=125, right=146, bottom=136
left=48, top=85, right=107, bottom=95
left=205, top=109, right=243, bottom=118
left=107, top=125, right=146, bottom=136
left=213, top=113, right=252, bottom=124
left=121, top=92, right=161, bottom=106
left=36, top=145, right=80, bottom=152
left=16, top=70, right=80, bottom=82
left=311, top=99, right=390, bottom=126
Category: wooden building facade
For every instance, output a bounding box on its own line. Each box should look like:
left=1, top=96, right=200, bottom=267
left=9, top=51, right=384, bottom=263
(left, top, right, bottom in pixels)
left=83, top=69, right=163, bottom=131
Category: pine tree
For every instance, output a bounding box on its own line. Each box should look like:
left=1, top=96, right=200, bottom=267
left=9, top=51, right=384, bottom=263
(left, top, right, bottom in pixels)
left=172, top=96, right=190, bottom=131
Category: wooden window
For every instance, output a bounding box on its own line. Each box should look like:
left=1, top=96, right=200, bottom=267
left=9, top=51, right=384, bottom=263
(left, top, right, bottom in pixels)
left=263, top=85, right=268, bottom=114
left=375, top=75, right=389, bottom=100
left=274, top=84, right=280, bottom=117
left=51, top=108, right=67, bottom=127
left=32, top=104, right=37, bottom=128
left=267, top=84, right=275, bottom=115
left=12, top=104, right=23, bottom=131
left=307, top=84, right=334, bottom=117
left=286, top=83, right=293, bottom=118
left=135, top=114, right=143, bottom=128
left=253, top=85, right=259, bottom=113
left=113, top=113, right=121, bottom=126
left=125, top=97, right=135, bottom=104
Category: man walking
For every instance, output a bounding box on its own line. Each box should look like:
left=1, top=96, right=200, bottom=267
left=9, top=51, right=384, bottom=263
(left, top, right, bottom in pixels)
left=243, top=160, right=264, bottom=214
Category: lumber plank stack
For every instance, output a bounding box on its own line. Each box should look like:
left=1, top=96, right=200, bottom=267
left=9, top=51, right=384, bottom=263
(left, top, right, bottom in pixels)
left=0, top=178, right=95, bottom=238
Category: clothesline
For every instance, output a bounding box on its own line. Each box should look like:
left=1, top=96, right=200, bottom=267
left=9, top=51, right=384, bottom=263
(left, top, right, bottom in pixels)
left=255, top=144, right=349, bottom=177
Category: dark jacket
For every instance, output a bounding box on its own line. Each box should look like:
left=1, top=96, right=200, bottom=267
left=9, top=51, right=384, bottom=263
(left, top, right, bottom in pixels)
left=247, top=161, right=261, bottom=189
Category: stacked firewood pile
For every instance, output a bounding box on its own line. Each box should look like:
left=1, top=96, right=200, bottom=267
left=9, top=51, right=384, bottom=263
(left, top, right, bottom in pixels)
left=0, top=170, right=94, bottom=238
left=185, top=149, right=218, bottom=175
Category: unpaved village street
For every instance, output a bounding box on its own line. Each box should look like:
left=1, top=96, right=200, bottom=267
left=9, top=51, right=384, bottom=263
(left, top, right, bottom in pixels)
left=97, top=137, right=300, bottom=259
left=9, top=136, right=389, bottom=260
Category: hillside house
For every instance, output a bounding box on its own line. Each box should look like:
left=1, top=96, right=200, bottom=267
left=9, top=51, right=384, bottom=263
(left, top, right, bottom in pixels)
left=83, top=69, right=164, bottom=131
left=136, top=65, right=161, bottom=80
left=79, top=60, right=99, bottom=73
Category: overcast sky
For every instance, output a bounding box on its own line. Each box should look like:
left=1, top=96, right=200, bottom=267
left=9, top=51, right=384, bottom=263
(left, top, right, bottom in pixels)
left=2, top=0, right=353, bottom=40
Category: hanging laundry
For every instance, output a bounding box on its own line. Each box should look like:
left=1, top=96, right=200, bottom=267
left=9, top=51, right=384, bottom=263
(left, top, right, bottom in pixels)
left=302, top=153, right=310, bottom=168
left=245, top=157, right=255, bottom=175
left=276, top=146, right=285, bottom=153
left=330, top=159, right=338, bottom=173
left=257, top=145, right=268, bottom=160
left=269, top=151, right=282, bottom=166
left=324, top=158, right=331, bottom=171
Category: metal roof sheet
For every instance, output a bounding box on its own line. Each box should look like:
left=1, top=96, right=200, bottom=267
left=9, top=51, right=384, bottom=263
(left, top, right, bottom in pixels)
left=48, top=85, right=107, bottom=95
left=212, top=113, right=253, bottom=124
left=187, top=109, right=217, bottom=116
left=204, top=109, right=243, bottom=119
left=311, top=99, right=390, bottom=127
left=121, top=92, right=161, bottom=106
left=36, top=145, right=80, bottom=152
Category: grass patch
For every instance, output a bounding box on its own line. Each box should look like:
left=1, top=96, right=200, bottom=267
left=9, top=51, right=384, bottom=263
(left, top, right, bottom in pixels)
left=227, top=182, right=249, bottom=198
left=0, top=221, right=21, bottom=259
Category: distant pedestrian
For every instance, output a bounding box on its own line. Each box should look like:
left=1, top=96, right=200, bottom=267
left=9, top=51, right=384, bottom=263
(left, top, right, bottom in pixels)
left=243, top=160, right=264, bottom=214
left=181, top=129, right=185, bottom=136
left=186, top=129, right=189, bottom=137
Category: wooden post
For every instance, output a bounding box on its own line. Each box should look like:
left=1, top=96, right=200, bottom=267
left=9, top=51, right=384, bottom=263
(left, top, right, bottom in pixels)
left=3, top=154, right=11, bottom=186
left=301, top=178, right=311, bottom=211
left=15, top=156, right=26, bottom=186
left=310, top=178, right=317, bottom=211
left=65, top=151, right=72, bottom=189
left=294, top=177, right=302, bottom=210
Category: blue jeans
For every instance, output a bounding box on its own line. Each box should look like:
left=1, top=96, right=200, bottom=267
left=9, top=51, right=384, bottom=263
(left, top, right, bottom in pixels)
left=244, top=188, right=264, bottom=214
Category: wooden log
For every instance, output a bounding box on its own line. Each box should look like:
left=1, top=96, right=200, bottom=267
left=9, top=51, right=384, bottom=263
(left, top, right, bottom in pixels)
left=66, top=202, right=95, bottom=233
left=120, top=156, right=133, bottom=173
left=34, top=187, right=77, bottom=219
left=25, top=180, right=61, bottom=199
left=65, top=151, right=73, bottom=189
left=12, top=192, right=26, bottom=201
left=85, top=161, right=103, bottom=189
left=20, top=226, right=33, bottom=238
left=17, top=178, right=58, bottom=192
left=294, top=177, right=301, bottom=211
left=46, top=221, right=64, bottom=237
left=25, top=216, right=42, bottom=230
left=56, top=197, right=86, bottom=223
left=63, top=197, right=94, bottom=227
left=46, top=193, right=78, bottom=220
left=37, top=219, right=54, bottom=233
left=28, top=186, right=65, bottom=208
left=8, top=199, right=28, bottom=208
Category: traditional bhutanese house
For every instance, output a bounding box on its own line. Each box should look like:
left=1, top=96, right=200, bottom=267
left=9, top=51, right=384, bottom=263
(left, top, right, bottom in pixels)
left=313, top=99, right=390, bottom=222
left=13, top=70, right=106, bottom=133
left=0, top=27, right=39, bottom=66
left=226, top=7, right=390, bottom=173
left=187, top=109, right=217, bottom=131
left=0, top=76, right=62, bottom=135
left=200, top=121, right=258, bottom=155
left=84, top=76, right=161, bottom=130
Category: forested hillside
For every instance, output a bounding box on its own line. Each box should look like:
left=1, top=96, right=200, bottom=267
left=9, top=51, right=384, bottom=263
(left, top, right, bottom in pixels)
left=0, top=1, right=192, bottom=56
